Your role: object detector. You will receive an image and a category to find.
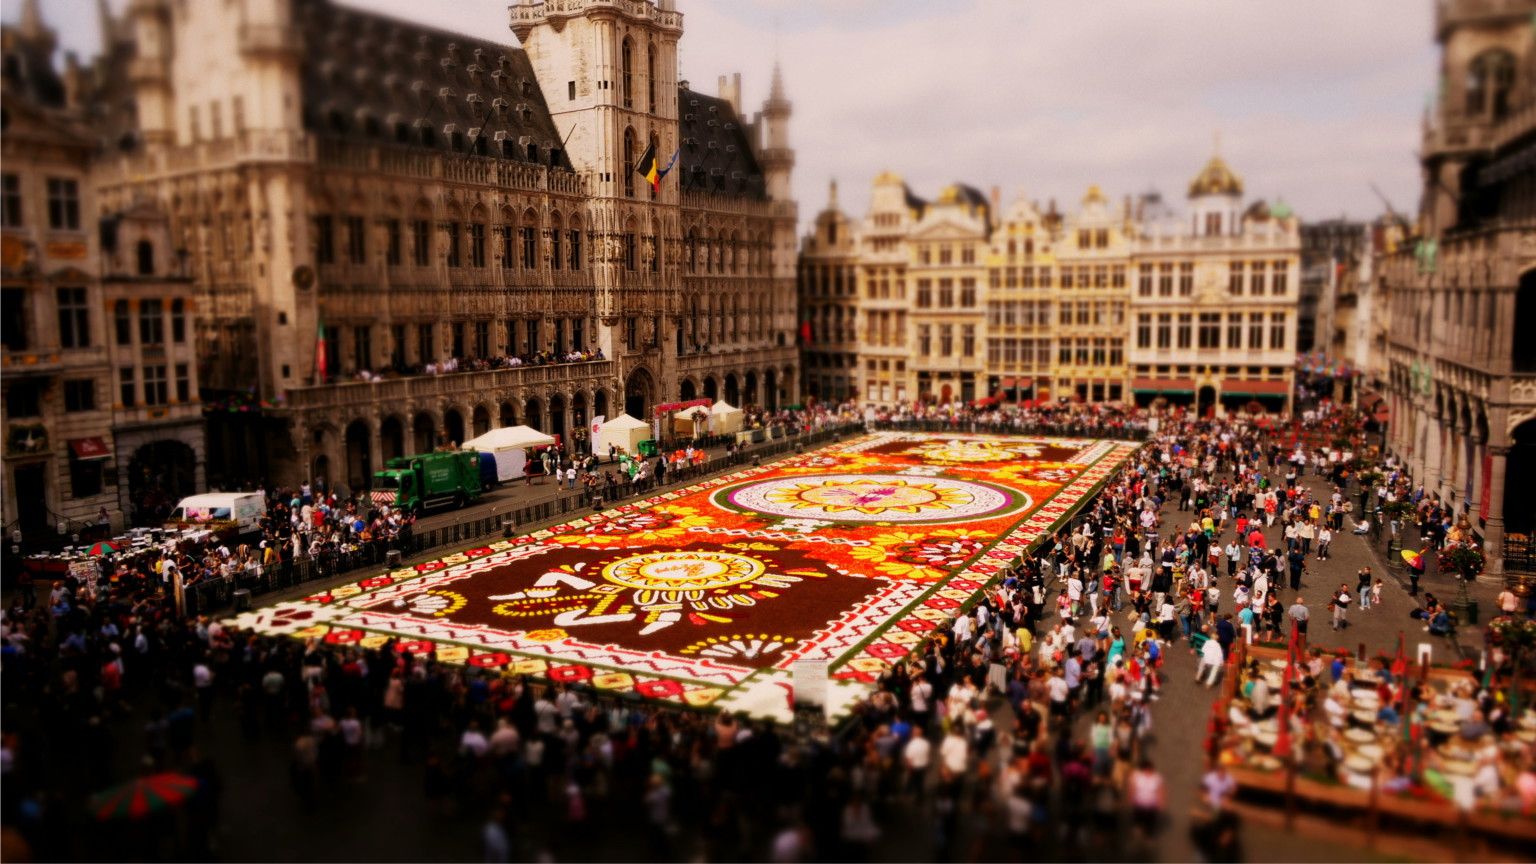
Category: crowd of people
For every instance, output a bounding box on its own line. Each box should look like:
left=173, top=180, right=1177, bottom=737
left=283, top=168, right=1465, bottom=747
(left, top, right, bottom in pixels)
left=349, top=347, right=607, bottom=384
left=1, top=398, right=1526, bottom=861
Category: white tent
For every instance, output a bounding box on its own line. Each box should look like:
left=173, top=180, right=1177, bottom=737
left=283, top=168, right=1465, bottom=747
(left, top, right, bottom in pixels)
left=461, top=425, right=557, bottom=481
left=709, top=400, right=744, bottom=434
left=596, top=414, right=650, bottom=456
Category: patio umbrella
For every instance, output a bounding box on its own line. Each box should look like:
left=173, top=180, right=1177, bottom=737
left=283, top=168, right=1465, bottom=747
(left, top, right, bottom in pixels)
left=90, top=773, right=199, bottom=821
left=85, top=540, right=121, bottom=557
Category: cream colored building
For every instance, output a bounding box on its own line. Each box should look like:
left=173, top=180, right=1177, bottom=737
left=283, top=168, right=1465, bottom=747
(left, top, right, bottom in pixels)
left=906, top=184, right=990, bottom=404
left=1054, top=186, right=1131, bottom=404
left=80, top=0, right=795, bottom=492
left=984, top=193, right=1059, bottom=403
left=1128, top=156, right=1300, bottom=414
left=804, top=161, right=1299, bottom=414
left=797, top=181, right=858, bottom=402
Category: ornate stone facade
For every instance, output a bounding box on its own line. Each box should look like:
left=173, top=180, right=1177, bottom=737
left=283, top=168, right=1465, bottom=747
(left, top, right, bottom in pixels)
left=2, top=3, right=204, bottom=538
left=79, top=0, right=794, bottom=492
left=1378, top=0, right=1536, bottom=583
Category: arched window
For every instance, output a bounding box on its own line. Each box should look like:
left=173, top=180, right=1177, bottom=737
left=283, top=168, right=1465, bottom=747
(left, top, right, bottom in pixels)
left=647, top=42, right=657, bottom=113
left=623, top=127, right=636, bottom=198
left=621, top=38, right=634, bottom=109
left=1467, top=50, right=1516, bottom=120
left=136, top=239, right=154, bottom=275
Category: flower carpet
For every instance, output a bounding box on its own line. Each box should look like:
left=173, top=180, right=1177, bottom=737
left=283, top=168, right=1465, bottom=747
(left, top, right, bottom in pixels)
left=227, top=432, right=1139, bottom=721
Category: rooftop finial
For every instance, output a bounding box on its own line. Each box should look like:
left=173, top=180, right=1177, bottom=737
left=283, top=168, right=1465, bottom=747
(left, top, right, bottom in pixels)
left=829, top=178, right=838, bottom=209
left=19, top=0, right=46, bottom=40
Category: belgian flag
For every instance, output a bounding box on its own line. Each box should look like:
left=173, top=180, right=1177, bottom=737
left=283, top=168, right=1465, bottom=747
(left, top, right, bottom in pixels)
left=635, top=141, right=661, bottom=192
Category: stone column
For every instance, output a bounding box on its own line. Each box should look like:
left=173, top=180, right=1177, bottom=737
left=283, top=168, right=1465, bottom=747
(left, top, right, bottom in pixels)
left=1483, top=444, right=1509, bottom=584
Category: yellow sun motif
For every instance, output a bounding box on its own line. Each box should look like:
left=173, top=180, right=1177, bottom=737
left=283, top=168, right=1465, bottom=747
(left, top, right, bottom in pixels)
left=763, top=478, right=971, bottom=516
left=907, top=440, right=1041, bottom=463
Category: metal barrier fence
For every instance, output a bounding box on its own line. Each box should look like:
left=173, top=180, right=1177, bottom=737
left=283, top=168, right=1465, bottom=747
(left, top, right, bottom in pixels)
left=188, top=421, right=867, bottom=617
left=867, top=419, right=1150, bottom=442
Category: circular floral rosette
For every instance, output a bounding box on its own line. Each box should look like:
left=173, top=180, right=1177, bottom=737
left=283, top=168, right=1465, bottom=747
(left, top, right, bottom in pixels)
left=714, top=474, right=1028, bottom=525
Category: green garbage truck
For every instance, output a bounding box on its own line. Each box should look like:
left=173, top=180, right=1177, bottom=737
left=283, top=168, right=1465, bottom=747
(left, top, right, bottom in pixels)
left=369, top=451, right=483, bottom=516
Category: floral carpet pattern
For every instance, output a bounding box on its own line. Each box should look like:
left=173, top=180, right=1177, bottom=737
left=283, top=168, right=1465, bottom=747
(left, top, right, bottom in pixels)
left=228, top=432, right=1137, bottom=714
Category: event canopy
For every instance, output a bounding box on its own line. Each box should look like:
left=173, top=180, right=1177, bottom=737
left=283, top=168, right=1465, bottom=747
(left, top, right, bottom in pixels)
left=596, top=414, right=650, bottom=455
left=461, top=425, right=556, bottom=452
left=462, top=425, right=557, bottom=481
left=709, top=400, right=743, bottom=434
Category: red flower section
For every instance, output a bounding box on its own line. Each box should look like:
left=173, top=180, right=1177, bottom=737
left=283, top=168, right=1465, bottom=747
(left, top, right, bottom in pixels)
left=394, top=640, right=434, bottom=655
left=468, top=652, right=512, bottom=669
left=636, top=679, right=685, bottom=700
left=323, top=629, right=363, bottom=645
left=547, top=663, right=594, bottom=683
left=358, top=576, right=394, bottom=588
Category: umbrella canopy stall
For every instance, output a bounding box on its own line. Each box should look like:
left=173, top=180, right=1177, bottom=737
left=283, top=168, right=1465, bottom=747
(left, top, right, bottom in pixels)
left=90, top=773, right=199, bottom=821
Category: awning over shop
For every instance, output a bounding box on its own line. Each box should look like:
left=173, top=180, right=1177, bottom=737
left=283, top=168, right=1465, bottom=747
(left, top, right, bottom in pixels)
left=69, top=436, right=111, bottom=460
left=1219, top=378, right=1290, bottom=397
left=1359, top=390, right=1391, bottom=421
left=1131, top=377, right=1195, bottom=395
left=1000, top=377, right=1018, bottom=389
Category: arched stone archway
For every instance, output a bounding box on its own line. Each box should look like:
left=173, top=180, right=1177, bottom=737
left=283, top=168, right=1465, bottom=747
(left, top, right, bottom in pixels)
left=571, top=392, right=588, bottom=451
left=703, top=375, right=718, bottom=402
left=680, top=378, right=697, bottom=401
left=1516, top=270, right=1536, bottom=373
left=472, top=404, right=491, bottom=438
left=549, top=393, right=567, bottom=443
left=381, top=415, right=406, bottom=463
left=724, top=373, right=739, bottom=406
left=744, top=371, right=759, bottom=407
left=764, top=369, right=778, bottom=411
left=625, top=367, right=656, bottom=420
left=311, top=454, right=331, bottom=489
left=499, top=401, right=517, bottom=428
left=1508, top=418, right=1536, bottom=535
left=525, top=396, right=544, bottom=431
left=593, top=390, right=609, bottom=420
left=443, top=408, right=466, bottom=448
left=126, top=439, right=197, bottom=525
left=345, top=419, right=372, bottom=492
left=413, top=412, right=436, bottom=453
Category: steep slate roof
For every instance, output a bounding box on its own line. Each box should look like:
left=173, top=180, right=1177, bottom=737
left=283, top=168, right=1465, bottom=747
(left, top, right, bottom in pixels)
left=677, top=88, right=765, bottom=200
left=294, top=0, right=570, bottom=170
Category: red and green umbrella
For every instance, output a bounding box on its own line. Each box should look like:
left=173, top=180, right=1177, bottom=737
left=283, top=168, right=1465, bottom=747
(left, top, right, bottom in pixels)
left=85, top=540, right=121, bottom=557
left=90, top=773, right=199, bottom=821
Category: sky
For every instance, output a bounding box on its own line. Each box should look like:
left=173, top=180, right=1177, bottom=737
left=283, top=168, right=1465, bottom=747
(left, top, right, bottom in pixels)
left=4, top=0, right=1437, bottom=225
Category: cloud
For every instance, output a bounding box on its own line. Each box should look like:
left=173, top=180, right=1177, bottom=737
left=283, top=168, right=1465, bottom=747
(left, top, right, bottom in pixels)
left=6, top=0, right=1436, bottom=223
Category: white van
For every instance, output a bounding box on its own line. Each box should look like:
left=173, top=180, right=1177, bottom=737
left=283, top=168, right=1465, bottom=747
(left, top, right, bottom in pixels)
left=167, top=491, right=266, bottom=538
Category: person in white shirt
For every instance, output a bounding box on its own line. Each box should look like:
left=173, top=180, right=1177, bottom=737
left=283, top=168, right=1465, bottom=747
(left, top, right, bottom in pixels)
left=938, top=729, right=968, bottom=785
left=459, top=721, right=489, bottom=758
left=1196, top=632, right=1225, bottom=687
left=903, top=729, right=932, bottom=797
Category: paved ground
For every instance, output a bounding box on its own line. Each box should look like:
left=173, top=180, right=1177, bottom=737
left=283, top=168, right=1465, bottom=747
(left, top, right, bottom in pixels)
left=1141, top=467, right=1501, bottom=863
left=72, top=434, right=1508, bottom=861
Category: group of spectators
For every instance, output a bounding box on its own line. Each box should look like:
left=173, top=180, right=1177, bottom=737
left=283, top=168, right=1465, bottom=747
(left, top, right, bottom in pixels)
left=350, top=347, right=607, bottom=383
left=3, top=397, right=1511, bottom=861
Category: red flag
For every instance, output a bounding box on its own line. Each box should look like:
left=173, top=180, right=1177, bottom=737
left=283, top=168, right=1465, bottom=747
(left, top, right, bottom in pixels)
left=1274, top=621, right=1299, bottom=758
left=315, top=318, right=328, bottom=383
left=799, top=320, right=813, bottom=346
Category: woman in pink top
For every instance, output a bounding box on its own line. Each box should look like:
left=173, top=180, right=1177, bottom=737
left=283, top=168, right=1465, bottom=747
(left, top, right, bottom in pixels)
left=1128, top=757, right=1165, bottom=838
